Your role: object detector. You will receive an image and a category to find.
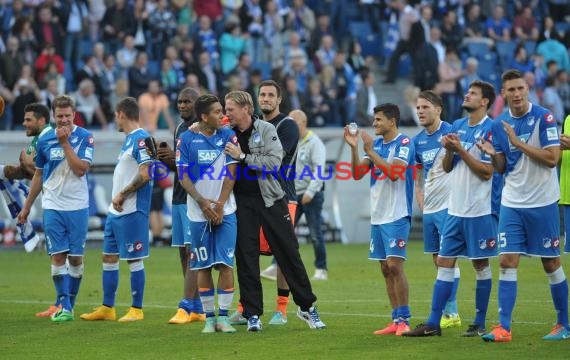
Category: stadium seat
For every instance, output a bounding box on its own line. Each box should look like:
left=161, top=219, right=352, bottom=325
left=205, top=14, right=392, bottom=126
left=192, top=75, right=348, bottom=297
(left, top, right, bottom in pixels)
left=359, top=33, right=383, bottom=58
left=252, top=61, right=271, bottom=79
left=466, top=42, right=490, bottom=58
left=147, top=60, right=160, bottom=77
left=555, top=22, right=570, bottom=36
left=477, top=52, right=499, bottom=74
left=348, top=21, right=373, bottom=38
left=524, top=40, right=537, bottom=56
left=495, top=40, right=517, bottom=71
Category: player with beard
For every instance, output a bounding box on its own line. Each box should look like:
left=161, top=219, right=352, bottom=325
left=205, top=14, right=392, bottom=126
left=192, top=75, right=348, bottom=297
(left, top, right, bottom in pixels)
left=403, top=80, right=499, bottom=337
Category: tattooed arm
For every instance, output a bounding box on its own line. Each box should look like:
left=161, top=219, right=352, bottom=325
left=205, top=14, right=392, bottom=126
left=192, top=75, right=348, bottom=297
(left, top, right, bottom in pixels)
left=112, top=162, right=151, bottom=212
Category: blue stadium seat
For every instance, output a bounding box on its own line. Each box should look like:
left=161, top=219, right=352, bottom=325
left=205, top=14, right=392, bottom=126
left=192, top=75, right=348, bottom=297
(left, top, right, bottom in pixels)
left=359, top=33, right=383, bottom=58
left=524, top=40, right=537, bottom=56
left=348, top=21, right=372, bottom=38
left=147, top=60, right=160, bottom=77
left=477, top=52, right=499, bottom=72
left=555, top=22, right=570, bottom=36
left=252, top=61, right=271, bottom=79
left=466, top=42, right=490, bottom=58
left=495, top=40, right=517, bottom=70
left=397, top=54, right=411, bottom=77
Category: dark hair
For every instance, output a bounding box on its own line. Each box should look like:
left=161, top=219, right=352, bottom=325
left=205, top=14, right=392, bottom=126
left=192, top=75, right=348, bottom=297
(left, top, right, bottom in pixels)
left=418, top=90, right=443, bottom=109
left=195, top=94, right=220, bottom=121
left=52, top=95, right=75, bottom=112
left=259, top=79, right=282, bottom=97
left=116, top=97, right=139, bottom=120
left=501, top=69, right=524, bottom=83
left=24, top=103, right=50, bottom=122
left=469, top=80, right=496, bottom=109
left=179, top=87, right=199, bottom=101
left=546, top=60, right=558, bottom=68
left=545, top=75, right=557, bottom=87
left=374, top=103, right=400, bottom=127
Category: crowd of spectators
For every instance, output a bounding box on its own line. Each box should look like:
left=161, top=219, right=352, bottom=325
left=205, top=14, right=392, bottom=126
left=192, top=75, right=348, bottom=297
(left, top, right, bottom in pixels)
left=0, top=0, right=569, bottom=131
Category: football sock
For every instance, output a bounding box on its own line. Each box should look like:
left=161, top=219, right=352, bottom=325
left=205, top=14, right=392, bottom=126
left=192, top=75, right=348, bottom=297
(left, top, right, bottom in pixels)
left=178, top=298, right=193, bottom=313
left=68, top=263, right=84, bottom=309
left=192, top=298, right=204, bottom=313
left=547, top=267, right=569, bottom=329
left=444, top=267, right=460, bottom=315
left=52, top=264, right=71, bottom=311
left=102, top=262, right=119, bottom=307
left=498, top=268, right=517, bottom=331
left=218, top=288, right=234, bottom=317
left=397, top=305, right=411, bottom=324
left=277, top=288, right=290, bottom=315
left=129, top=260, right=145, bottom=309
left=427, top=267, right=455, bottom=327
left=199, top=288, right=215, bottom=317
left=474, top=266, right=492, bottom=328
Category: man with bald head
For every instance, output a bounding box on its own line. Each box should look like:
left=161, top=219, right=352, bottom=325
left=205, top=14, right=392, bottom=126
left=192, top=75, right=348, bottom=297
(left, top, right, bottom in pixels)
left=290, top=110, right=328, bottom=280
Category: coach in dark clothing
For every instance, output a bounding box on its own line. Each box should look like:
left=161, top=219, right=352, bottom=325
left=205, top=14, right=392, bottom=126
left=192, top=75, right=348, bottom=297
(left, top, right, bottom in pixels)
left=223, top=90, right=326, bottom=331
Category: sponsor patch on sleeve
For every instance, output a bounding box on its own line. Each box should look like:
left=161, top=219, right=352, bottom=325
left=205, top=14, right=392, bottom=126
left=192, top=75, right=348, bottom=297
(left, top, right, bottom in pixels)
left=547, top=127, right=558, bottom=141
left=398, top=146, right=410, bottom=159
left=139, top=149, right=150, bottom=161
left=85, top=147, right=93, bottom=160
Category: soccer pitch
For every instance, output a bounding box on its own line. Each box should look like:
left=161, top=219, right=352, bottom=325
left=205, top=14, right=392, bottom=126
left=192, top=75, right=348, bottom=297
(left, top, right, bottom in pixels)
left=1, top=241, right=568, bottom=359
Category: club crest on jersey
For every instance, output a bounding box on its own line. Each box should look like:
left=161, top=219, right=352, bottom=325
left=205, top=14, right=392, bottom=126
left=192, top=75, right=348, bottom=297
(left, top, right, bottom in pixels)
left=226, top=248, right=235, bottom=258
left=389, top=238, right=397, bottom=248
left=479, top=239, right=487, bottom=250
left=527, top=116, right=535, bottom=127
left=69, top=136, right=78, bottom=144
left=543, top=237, right=553, bottom=248
left=216, top=138, right=223, bottom=147
left=545, top=113, right=555, bottom=123
left=197, top=149, right=219, bottom=163
left=474, top=130, right=482, bottom=140
left=253, top=132, right=261, bottom=143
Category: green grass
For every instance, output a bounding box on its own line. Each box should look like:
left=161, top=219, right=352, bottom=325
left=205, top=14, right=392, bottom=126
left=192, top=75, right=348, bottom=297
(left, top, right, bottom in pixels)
left=0, top=241, right=568, bottom=359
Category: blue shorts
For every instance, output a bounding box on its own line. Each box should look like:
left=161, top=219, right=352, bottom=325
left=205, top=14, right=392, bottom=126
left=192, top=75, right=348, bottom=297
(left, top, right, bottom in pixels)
left=190, top=213, right=237, bottom=270
left=562, top=205, right=570, bottom=253
left=499, top=202, right=561, bottom=257
left=423, top=209, right=447, bottom=253
left=369, top=217, right=410, bottom=261
left=171, top=204, right=191, bottom=247
left=440, top=214, right=498, bottom=260
left=44, top=208, right=88, bottom=256
left=103, top=211, right=150, bottom=260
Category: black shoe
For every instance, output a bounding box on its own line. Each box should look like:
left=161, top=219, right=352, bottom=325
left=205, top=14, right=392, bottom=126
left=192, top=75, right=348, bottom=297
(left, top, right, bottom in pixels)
left=461, top=324, right=486, bottom=337
left=401, top=323, right=442, bottom=337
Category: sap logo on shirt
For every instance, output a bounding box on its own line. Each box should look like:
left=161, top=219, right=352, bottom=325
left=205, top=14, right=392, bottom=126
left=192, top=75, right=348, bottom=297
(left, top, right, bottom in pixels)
left=50, top=148, right=65, bottom=160
left=421, top=149, right=438, bottom=163
left=197, top=150, right=219, bottom=163
left=510, top=133, right=530, bottom=151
